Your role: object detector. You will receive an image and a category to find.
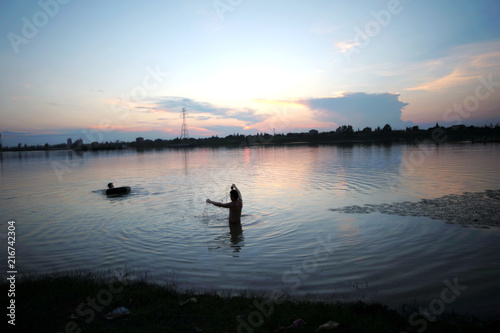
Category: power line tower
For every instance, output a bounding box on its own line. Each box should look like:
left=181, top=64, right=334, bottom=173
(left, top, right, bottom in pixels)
left=180, top=108, right=189, bottom=140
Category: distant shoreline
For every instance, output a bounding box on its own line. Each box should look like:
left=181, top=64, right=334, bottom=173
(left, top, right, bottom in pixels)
left=2, top=124, right=499, bottom=152
left=2, top=136, right=500, bottom=153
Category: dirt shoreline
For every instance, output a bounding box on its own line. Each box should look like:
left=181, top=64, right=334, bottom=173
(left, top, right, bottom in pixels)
left=330, top=189, right=500, bottom=228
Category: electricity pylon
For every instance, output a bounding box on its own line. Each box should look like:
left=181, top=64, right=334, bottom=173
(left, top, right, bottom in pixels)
left=180, top=108, right=189, bottom=140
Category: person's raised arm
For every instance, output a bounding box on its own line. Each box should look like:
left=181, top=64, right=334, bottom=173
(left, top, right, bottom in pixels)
left=206, top=199, right=233, bottom=208
left=232, top=184, right=242, bottom=201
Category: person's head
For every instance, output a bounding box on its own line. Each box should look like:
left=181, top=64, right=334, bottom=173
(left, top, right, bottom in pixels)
left=230, top=189, right=239, bottom=201
left=108, top=182, right=114, bottom=189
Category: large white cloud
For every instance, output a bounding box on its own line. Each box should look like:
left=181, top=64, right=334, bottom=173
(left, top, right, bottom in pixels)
left=299, top=92, right=412, bottom=130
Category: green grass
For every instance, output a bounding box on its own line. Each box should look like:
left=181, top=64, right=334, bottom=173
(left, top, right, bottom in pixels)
left=4, top=271, right=499, bottom=333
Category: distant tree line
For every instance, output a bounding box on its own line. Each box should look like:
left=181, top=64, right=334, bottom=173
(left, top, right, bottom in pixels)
left=2, top=123, right=499, bottom=152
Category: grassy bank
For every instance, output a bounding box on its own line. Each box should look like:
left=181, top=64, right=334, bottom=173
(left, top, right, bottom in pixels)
left=3, top=271, right=499, bottom=333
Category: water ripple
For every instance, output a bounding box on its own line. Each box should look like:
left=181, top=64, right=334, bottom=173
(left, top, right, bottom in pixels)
left=1, top=144, right=500, bottom=319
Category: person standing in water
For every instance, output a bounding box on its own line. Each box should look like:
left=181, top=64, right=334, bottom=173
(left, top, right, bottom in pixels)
left=206, top=184, right=243, bottom=223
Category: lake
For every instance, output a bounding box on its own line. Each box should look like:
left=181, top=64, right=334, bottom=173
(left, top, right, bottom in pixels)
left=1, top=143, right=499, bottom=319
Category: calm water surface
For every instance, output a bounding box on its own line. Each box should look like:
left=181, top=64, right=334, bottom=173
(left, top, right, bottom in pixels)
left=1, top=143, right=499, bottom=318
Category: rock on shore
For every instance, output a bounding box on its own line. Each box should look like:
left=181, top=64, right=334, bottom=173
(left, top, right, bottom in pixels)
left=330, top=190, right=500, bottom=228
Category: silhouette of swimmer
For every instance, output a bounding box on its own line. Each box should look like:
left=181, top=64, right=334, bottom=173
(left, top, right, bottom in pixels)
left=106, top=182, right=131, bottom=195
left=206, top=184, right=243, bottom=223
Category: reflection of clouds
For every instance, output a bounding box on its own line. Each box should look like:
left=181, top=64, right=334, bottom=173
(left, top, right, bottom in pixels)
left=395, top=145, right=499, bottom=199
left=337, top=220, right=360, bottom=237
left=336, top=219, right=361, bottom=248
left=186, top=149, right=243, bottom=212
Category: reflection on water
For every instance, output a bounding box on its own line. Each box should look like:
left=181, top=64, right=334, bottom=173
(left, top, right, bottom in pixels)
left=229, top=223, right=244, bottom=255
left=0, top=143, right=499, bottom=318
left=201, top=206, right=245, bottom=257
left=207, top=221, right=245, bottom=257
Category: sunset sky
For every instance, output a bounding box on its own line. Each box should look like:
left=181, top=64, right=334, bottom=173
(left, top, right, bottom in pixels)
left=1, top=0, right=499, bottom=146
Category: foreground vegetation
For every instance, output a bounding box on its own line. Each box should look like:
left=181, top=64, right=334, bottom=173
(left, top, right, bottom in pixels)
left=3, top=271, right=499, bottom=332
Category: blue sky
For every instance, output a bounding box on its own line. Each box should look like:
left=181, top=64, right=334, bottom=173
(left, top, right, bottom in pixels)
left=1, top=0, right=499, bottom=146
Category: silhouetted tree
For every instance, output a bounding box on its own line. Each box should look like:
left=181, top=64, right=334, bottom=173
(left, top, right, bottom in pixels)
left=382, top=124, right=392, bottom=132
left=336, top=125, right=354, bottom=135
